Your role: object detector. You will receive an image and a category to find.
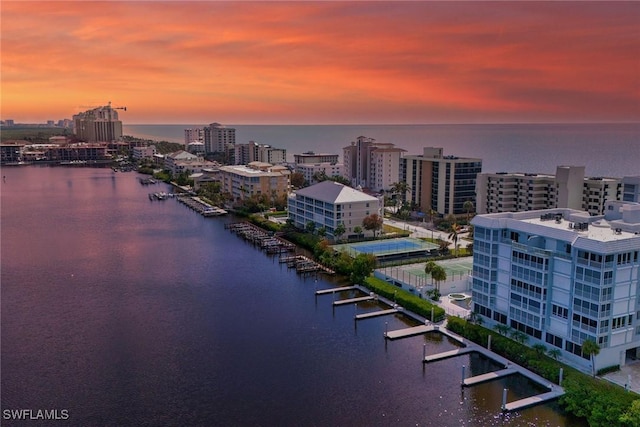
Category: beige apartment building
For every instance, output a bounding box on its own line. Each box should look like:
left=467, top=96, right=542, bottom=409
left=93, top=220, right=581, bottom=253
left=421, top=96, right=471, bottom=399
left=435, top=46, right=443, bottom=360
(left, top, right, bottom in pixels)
left=219, top=162, right=290, bottom=203
left=476, top=166, right=622, bottom=216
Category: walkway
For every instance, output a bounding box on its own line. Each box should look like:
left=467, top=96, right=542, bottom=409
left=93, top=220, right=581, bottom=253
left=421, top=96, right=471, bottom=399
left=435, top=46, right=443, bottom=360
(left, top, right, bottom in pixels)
left=601, top=359, right=640, bottom=394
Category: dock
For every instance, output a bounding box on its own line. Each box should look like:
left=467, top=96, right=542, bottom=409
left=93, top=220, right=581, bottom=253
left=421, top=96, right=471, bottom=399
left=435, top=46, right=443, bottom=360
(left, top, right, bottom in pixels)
left=355, top=308, right=399, bottom=320
left=315, top=286, right=357, bottom=295
left=503, top=390, right=564, bottom=412
left=384, top=324, right=434, bottom=339
left=423, top=347, right=473, bottom=362
left=463, top=367, right=517, bottom=386
left=333, top=295, right=375, bottom=306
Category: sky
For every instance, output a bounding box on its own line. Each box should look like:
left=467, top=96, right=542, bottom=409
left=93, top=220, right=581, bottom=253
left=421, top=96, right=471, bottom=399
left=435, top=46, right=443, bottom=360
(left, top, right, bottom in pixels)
left=1, top=1, right=639, bottom=125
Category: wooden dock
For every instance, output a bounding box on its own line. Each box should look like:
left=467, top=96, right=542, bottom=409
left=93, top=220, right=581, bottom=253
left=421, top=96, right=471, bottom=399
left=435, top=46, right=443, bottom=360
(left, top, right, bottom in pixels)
left=423, top=347, right=473, bottom=362
left=315, top=286, right=357, bottom=295
left=463, top=367, right=517, bottom=386
left=333, top=295, right=375, bottom=306
left=385, top=324, right=434, bottom=340
left=355, top=308, right=399, bottom=320
left=503, top=390, right=564, bottom=412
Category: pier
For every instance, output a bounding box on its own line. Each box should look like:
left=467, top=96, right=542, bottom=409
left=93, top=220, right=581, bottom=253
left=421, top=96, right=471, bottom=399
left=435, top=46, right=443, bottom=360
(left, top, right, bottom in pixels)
left=418, top=327, right=564, bottom=412
left=226, top=222, right=332, bottom=274
left=462, top=367, right=517, bottom=386
left=384, top=324, right=434, bottom=339
left=177, top=195, right=227, bottom=216
left=355, top=308, right=399, bottom=320
left=315, top=286, right=357, bottom=295
left=333, top=295, right=375, bottom=306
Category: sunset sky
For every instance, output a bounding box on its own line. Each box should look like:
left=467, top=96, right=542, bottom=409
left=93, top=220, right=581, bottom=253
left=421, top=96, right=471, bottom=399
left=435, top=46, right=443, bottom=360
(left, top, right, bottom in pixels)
left=2, top=1, right=639, bottom=124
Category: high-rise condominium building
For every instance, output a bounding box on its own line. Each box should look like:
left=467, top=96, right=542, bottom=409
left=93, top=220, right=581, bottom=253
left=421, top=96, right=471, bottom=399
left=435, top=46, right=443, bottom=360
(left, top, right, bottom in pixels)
left=471, top=203, right=640, bottom=372
left=476, top=166, right=622, bottom=216
left=184, top=128, right=203, bottom=146
left=204, top=123, right=235, bottom=156
left=73, top=102, right=124, bottom=143
left=402, top=147, right=482, bottom=216
left=234, top=141, right=286, bottom=165
left=342, top=136, right=405, bottom=192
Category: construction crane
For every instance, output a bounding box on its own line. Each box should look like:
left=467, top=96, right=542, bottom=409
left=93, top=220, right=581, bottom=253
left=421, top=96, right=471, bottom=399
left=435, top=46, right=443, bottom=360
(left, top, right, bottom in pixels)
left=78, top=101, right=127, bottom=112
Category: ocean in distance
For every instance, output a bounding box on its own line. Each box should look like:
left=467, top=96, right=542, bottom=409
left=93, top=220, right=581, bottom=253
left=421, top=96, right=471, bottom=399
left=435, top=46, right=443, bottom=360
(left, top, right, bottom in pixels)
left=1, top=167, right=584, bottom=426
left=124, top=123, right=639, bottom=177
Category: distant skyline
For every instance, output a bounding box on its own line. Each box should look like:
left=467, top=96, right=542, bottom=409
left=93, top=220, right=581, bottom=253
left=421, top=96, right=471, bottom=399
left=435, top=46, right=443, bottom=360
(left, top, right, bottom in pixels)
left=2, top=1, right=639, bottom=125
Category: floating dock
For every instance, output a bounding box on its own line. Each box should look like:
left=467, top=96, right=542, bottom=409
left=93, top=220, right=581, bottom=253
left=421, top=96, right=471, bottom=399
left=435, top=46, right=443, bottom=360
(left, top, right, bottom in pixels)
left=384, top=324, right=434, bottom=339
left=315, top=286, right=357, bottom=295
left=355, top=308, right=399, bottom=320
left=333, top=295, right=375, bottom=306
left=503, top=390, right=565, bottom=412
left=423, top=347, right=473, bottom=363
left=463, top=367, right=517, bottom=386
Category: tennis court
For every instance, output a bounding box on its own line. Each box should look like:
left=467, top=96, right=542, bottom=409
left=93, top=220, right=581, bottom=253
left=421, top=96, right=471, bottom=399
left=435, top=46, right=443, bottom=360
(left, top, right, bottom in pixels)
left=332, top=237, right=438, bottom=259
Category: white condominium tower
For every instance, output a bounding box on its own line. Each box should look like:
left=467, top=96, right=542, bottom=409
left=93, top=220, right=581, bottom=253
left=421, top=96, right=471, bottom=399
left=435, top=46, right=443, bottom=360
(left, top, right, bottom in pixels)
left=471, top=202, right=640, bottom=372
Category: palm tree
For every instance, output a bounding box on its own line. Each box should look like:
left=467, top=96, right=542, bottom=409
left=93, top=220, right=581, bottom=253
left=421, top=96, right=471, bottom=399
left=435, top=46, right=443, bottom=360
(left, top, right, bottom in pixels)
left=547, top=348, right=561, bottom=361
left=334, top=222, right=346, bottom=242
left=463, top=200, right=474, bottom=224
left=493, top=324, right=512, bottom=336
left=510, top=330, right=528, bottom=344
left=582, top=339, right=600, bottom=377
left=390, top=181, right=411, bottom=208
left=424, top=260, right=436, bottom=285
left=533, top=343, right=547, bottom=356
left=430, top=265, right=447, bottom=293
left=448, top=223, right=462, bottom=257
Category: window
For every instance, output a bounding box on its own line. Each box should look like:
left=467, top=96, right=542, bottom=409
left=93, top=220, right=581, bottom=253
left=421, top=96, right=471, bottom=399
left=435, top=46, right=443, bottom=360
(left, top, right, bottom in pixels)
left=552, top=304, right=568, bottom=319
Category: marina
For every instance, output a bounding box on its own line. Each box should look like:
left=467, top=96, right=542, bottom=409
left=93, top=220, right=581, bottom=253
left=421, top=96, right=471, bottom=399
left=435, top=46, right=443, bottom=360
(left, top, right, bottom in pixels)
left=176, top=194, right=227, bottom=217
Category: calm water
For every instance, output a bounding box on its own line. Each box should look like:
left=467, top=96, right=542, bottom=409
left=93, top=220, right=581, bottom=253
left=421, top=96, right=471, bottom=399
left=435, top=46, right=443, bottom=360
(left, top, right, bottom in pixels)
left=2, top=167, right=583, bottom=426
left=124, top=123, right=640, bottom=177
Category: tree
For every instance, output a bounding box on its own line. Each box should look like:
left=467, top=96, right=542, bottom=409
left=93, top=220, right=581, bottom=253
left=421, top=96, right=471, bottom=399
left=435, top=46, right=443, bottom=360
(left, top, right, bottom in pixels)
left=350, top=253, right=377, bottom=284
left=533, top=343, right=547, bottom=356
left=510, top=330, right=528, bottom=344
left=305, top=221, right=316, bottom=234
left=362, top=213, right=383, bottom=237
left=317, top=226, right=327, bottom=237
left=493, top=324, right=511, bottom=336
left=619, top=399, right=640, bottom=427
left=390, top=181, right=411, bottom=208
left=334, top=222, right=346, bottom=242
left=353, top=226, right=363, bottom=238
left=290, top=172, right=306, bottom=189
left=582, top=339, right=600, bottom=377
left=424, top=260, right=437, bottom=277
left=463, top=200, right=475, bottom=224
left=430, top=265, right=446, bottom=292
left=448, top=223, right=462, bottom=257
left=547, top=348, right=561, bottom=361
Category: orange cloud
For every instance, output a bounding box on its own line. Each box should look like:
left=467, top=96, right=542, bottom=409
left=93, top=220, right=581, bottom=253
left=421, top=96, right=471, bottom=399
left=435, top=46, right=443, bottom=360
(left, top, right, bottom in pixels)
left=1, top=1, right=638, bottom=124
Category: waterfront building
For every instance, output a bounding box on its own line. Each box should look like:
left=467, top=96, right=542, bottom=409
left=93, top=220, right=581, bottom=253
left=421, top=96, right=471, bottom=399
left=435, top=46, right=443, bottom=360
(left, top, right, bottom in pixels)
left=204, top=123, right=235, bottom=159
left=342, top=136, right=404, bottom=192
left=73, top=102, right=124, bottom=143
left=623, top=176, right=640, bottom=203
left=184, top=128, right=203, bottom=146
left=1, top=143, right=24, bottom=164
left=234, top=141, right=287, bottom=165
left=43, top=143, right=109, bottom=162
left=164, top=150, right=215, bottom=175
left=132, top=145, right=157, bottom=161
left=471, top=203, right=640, bottom=372
left=402, top=147, right=482, bottom=216
left=295, top=162, right=345, bottom=186
left=219, top=162, right=290, bottom=203
left=476, top=166, right=622, bottom=216
left=294, top=152, right=340, bottom=165
left=287, top=180, right=382, bottom=239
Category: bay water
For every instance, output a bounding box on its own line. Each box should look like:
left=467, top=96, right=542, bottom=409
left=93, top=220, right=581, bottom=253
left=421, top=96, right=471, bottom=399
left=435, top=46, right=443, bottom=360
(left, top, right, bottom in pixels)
left=1, top=166, right=584, bottom=426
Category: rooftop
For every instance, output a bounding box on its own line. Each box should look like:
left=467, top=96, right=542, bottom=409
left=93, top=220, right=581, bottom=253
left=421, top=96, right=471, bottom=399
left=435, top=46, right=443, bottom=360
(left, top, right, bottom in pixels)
left=294, top=180, right=379, bottom=204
